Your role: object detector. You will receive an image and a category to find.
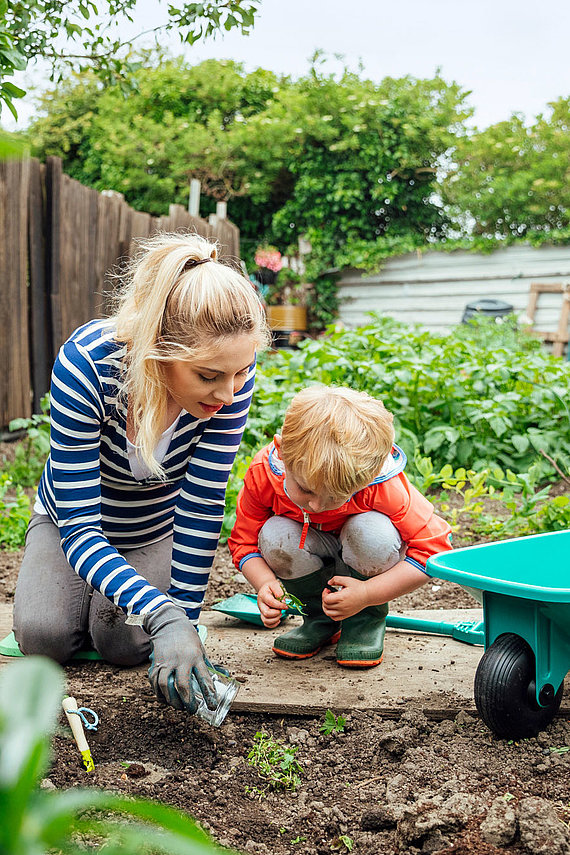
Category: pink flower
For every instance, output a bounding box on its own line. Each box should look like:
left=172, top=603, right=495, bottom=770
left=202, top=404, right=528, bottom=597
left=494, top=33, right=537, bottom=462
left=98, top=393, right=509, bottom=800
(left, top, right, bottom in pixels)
left=255, top=247, right=283, bottom=272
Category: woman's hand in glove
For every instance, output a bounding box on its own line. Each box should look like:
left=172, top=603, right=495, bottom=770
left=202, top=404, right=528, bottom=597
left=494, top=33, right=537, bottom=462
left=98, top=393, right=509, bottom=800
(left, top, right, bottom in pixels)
left=143, top=602, right=217, bottom=714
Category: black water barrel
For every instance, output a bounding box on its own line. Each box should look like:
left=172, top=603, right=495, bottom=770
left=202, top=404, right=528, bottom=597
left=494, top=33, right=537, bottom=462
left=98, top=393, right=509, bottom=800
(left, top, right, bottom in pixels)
left=461, top=298, right=514, bottom=324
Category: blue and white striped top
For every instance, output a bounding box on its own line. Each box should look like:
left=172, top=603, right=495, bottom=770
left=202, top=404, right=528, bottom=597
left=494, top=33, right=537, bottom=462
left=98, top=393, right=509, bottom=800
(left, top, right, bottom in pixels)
left=37, top=319, right=255, bottom=624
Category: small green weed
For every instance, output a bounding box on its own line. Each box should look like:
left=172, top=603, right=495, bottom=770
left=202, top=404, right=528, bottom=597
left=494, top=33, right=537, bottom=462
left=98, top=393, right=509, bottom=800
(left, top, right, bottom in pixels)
left=332, top=835, right=354, bottom=852
left=320, top=709, right=346, bottom=735
left=277, top=588, right=307, bottom=615
left=246, top=731, right=303, bottom=797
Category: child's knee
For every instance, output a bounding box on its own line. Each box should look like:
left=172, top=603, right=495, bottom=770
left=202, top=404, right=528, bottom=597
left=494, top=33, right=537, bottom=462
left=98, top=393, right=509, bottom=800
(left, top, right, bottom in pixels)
left=258, top=516, right=322, bottom=579
left=340, top=512, right=403, bottom=577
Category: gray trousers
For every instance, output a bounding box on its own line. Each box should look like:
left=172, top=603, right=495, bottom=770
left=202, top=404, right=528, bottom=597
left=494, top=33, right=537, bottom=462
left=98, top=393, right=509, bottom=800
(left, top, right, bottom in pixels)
left=13, top=513, right=173, bottom=666
left=258, top=512, right=405, bottom=580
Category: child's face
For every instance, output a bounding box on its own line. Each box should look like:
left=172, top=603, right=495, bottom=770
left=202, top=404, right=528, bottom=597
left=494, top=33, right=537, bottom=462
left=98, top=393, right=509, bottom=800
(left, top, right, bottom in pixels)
left=284, top=468, right=350, bottom=514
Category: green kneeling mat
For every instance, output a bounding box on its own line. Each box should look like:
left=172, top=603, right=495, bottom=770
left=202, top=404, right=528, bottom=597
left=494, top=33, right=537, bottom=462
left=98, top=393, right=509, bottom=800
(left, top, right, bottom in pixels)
left=0, top=625, right=207, bottom=659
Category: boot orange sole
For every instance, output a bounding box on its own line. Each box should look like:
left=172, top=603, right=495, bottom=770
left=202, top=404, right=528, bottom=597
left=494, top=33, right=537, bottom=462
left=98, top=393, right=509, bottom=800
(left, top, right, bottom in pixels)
left=272, top=629, right=341, bottom=660
left=336, top=653, right=384, bottom=668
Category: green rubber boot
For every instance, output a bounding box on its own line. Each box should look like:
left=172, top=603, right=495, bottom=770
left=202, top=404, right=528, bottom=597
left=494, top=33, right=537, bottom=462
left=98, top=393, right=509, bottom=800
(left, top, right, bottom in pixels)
left=272, top=568, right=341, bottom=660
left=336, top=569, right=389, bottom=668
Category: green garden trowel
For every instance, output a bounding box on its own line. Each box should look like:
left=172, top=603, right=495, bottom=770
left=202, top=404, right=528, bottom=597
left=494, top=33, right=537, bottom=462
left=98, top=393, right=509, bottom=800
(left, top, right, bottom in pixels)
left=211, top=593, right=297, bottom=627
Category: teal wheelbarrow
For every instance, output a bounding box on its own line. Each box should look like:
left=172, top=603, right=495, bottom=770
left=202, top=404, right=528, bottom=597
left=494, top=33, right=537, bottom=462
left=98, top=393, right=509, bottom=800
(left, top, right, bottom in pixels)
left=428, top=529, right=569, bottom=739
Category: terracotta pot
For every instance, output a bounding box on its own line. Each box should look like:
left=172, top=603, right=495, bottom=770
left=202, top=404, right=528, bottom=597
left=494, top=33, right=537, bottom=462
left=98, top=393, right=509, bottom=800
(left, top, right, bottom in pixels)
left=266, top=305, right=307, bottom=331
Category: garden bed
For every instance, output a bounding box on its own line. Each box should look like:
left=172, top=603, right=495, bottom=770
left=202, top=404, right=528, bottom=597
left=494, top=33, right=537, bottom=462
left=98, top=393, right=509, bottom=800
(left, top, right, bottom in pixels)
left=1, top=538, right=569, bottom=855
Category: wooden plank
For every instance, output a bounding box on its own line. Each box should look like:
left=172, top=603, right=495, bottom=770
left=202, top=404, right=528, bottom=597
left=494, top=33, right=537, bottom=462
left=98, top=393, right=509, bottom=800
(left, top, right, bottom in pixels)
left=60, top=171, right=98, bottom=341
left=0, top=158, right=32, bottom=427
left=0, top=606, right=482, bottom=713
left=28, top=159, right=51, bottom=411
left=48, top=157, right=99, bottom=350
left=94, top=191, right=124, bottom=317
left=2, top=604, right=567, bottom=720
left=530, top=281, right=568, bottom=294
left=45, top=156, right=63, bottom=357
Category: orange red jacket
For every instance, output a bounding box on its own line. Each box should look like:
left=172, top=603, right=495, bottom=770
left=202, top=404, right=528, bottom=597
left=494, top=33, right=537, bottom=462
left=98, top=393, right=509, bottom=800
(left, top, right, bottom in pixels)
left=228, top=440, right=452, bottom=574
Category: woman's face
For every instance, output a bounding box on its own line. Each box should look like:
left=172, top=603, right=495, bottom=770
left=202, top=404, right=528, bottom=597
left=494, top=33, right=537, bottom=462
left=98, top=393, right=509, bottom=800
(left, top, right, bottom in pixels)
left=163, top=334, right=257, bottom=419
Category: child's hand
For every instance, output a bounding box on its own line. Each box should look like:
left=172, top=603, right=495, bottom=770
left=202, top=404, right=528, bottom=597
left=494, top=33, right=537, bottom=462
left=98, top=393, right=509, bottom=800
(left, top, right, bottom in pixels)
left=322, top=575, right=369, bottom=620
left=257, top=580, right=287, bottom=628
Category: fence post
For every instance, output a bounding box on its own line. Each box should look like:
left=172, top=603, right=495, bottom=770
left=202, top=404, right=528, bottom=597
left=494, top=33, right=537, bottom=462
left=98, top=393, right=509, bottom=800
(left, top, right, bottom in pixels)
left=188, top=179, right=201, bottom=216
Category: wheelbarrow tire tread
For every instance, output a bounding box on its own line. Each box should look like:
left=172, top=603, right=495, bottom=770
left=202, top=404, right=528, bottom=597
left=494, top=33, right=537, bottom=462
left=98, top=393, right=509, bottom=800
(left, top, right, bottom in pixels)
left=474, top=633, right=564, bottom=739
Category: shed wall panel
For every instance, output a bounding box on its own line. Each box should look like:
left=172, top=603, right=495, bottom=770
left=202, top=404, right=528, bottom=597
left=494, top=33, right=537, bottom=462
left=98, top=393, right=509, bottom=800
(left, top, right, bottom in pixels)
left=337, top=246, right=570, bottom=340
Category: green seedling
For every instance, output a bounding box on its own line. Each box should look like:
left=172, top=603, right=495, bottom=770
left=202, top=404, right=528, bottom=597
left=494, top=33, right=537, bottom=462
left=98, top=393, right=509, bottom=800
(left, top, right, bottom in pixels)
left=291, top=836, right=306, bottom=845
left=320, top=709, right=346, bottom=735
left=246, top=731, right=303, bottom=797
left=332, top=835, right=354, bottom=852
left=277, top=588, right=307, bottom=616
left=549, top=746, right=570, bottom=754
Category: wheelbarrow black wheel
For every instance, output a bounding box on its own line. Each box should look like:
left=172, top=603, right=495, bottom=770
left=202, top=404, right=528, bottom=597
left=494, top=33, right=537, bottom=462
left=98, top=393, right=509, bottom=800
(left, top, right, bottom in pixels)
left=474, top=633, right=564, bottom=739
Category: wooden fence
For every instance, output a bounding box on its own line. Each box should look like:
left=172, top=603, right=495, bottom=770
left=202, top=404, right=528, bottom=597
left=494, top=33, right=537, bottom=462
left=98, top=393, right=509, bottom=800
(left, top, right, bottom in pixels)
left=0, top=156, right=240, bottom=428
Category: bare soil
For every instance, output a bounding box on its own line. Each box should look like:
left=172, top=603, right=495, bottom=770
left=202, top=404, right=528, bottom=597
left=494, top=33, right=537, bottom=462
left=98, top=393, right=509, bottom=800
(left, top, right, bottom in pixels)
left=1, top=488, right=569, bottom=854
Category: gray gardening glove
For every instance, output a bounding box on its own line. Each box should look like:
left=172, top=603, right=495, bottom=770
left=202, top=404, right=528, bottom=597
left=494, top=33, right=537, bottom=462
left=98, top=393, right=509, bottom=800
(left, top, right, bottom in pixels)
left=143, top=602, right=217, bottom=714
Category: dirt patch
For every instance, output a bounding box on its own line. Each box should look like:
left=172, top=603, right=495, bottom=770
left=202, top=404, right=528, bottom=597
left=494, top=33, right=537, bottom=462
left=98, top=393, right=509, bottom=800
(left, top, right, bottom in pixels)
left=2, top=505, right=570, bottom=854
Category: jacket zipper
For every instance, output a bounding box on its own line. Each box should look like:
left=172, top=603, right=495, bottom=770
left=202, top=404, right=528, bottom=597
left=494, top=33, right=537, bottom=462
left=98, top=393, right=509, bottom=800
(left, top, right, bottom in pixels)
left=299, top=510, right=311, bottom=549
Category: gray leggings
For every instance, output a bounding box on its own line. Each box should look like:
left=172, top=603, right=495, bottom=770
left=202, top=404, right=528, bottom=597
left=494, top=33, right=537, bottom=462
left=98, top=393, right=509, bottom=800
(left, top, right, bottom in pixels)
left=258, top=512, right=405, bottom=580
left=13, top=513, right=173, bottom=666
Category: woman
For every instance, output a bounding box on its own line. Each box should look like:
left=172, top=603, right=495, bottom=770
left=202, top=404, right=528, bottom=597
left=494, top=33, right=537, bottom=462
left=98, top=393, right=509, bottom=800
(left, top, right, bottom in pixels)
left=13, top=232, right=269, bottom=714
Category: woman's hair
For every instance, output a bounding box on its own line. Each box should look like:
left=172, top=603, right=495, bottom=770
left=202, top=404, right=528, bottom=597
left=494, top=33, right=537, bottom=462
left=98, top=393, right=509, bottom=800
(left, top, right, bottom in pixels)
left=111, top=231, right=270, bottom=477
left=280, top=386, right=395, bottom=500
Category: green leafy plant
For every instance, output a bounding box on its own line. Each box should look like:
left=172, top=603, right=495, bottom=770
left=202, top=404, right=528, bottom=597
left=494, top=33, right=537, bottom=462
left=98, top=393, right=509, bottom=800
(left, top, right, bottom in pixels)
left=246, top=731, right=303, bottom=796
left=221, top=454, right=252, bottom=542
left=0, top=473, right=31, bottom=550
left=7, top=394, right=51, bottom=487
left=248, top=315, right=570, bottom=480
left=320, top=710, right=346, bottom=735
left=0, top=655, right=237, bottom=854
left=263, top=267, right=310, bottom=307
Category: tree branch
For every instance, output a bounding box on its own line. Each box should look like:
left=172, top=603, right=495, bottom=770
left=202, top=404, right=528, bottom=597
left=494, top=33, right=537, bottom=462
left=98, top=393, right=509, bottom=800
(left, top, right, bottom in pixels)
left=539, top=449, right=570, bottom=486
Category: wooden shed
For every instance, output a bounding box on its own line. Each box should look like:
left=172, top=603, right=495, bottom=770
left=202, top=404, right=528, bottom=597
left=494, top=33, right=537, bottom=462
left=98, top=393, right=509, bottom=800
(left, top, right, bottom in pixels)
left=337, top=244, right=570, bottom=349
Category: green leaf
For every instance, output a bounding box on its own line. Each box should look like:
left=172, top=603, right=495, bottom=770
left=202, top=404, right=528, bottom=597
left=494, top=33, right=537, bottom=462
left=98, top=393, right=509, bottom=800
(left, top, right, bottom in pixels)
left=512, top=434, right=530, bottom=454
left=2, top=81, right=26, bottom=98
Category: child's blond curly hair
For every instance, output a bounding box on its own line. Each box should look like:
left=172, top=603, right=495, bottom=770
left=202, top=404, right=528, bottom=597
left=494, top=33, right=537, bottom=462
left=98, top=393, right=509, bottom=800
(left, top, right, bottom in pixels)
left=280, top=386, right=395, bottom=501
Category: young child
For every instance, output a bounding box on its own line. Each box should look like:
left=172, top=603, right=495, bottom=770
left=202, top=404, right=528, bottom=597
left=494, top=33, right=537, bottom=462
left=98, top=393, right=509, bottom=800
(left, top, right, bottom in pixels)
left=228, top=386, right=452, bottom=668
